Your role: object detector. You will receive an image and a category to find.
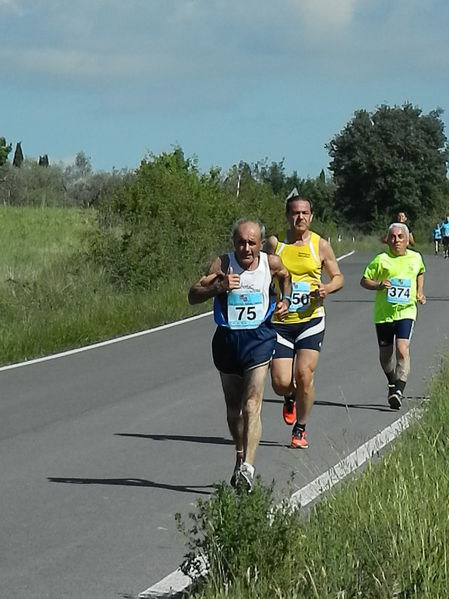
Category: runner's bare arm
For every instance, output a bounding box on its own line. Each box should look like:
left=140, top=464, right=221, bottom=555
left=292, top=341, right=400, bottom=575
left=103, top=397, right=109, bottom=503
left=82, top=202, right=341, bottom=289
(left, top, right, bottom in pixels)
left=188, top=257, right=240, bottom=305
left=416, top=272, right=426, bottom=304
left=263, top=234, right=278, bottom=255
left=360, top=276, right=391, bottom=290
left=315, top=239, right=344, bottom=298
left=268, top=254, right=291, bottom=320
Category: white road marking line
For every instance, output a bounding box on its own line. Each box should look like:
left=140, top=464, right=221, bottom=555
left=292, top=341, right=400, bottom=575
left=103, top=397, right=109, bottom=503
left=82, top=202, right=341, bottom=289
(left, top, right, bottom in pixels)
left=336, top=250, right=355, bottom=261
left=289, top=406, right=420, bottom=508
left=0, top=311, right=213, bottom=372
left=138, top=406, right=422, bottom=598
left=0, top=250, right=354, bottom=374
left=138, top=567, right=195, bottom=599
left=138, top=405, right=421, bottom=598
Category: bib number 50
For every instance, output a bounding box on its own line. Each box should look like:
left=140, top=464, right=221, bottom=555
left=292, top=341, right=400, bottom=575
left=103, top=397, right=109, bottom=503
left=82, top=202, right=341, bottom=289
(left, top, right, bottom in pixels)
left=289, top=281, right=311, bottom=312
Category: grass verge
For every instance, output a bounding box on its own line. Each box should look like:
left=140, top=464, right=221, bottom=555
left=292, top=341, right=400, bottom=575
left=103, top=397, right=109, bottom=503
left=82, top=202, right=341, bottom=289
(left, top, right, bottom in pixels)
left=0, top=206, right=411, bottom=366
left=0, top=206, right=203, bottom=365
left=177, top=357, right=449, bottom=598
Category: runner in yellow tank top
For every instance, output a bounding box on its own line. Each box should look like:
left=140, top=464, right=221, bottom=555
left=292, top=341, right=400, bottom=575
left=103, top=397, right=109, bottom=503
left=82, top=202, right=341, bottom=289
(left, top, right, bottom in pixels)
left=272, top=230, right=324, bottom=324
left=265, top=190, right=344, bottom=449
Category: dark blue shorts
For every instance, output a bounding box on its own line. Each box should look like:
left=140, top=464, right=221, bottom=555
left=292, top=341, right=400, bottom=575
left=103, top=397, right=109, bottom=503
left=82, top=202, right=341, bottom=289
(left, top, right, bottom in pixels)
left=375, top=319, right=415, bottom=346
left=272, top=317, right=325, bottom=359
left=212, top=322, right=276, bottom=376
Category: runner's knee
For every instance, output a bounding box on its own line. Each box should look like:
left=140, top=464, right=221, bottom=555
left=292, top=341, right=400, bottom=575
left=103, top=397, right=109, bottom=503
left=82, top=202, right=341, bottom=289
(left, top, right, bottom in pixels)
left=295, top=365, right=314, bottom=390
left=244, top=394, right=262, bottom=417
left=271, top=368, right=292, bottom=395
left=396, top=342, right=410, bottom=361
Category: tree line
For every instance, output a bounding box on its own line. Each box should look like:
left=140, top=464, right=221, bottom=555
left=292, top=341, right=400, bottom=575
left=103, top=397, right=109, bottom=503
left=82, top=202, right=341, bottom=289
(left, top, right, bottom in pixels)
left=0, top=145, right=132, bottom=208
left=2, top=102, right=448, bottom=289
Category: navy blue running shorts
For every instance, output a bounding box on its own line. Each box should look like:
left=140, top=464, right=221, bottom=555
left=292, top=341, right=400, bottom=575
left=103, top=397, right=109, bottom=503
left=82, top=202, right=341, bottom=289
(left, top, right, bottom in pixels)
left=375, top=319, right=415, bottom=346
left=272, top=316, right=325, bottom=359
left=212, top=322, right=276, bottom=376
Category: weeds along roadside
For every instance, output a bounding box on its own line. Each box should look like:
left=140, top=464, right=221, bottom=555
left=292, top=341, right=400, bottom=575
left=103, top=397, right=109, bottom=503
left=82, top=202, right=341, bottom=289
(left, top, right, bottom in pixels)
left=0, top=206, right=202, bottom=365
left=177, top=358, right=449, bottom=599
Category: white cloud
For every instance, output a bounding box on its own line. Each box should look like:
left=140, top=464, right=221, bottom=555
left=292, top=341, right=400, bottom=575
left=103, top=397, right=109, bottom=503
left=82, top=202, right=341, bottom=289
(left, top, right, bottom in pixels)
left=289, top=0, right=360, bottom=34
left=1, top=0, right=448, bottom=112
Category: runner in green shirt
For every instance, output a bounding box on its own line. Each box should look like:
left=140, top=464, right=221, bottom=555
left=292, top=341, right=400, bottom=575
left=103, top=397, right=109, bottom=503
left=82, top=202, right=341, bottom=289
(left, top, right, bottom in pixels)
left=360, top=223, right=426, bottom=409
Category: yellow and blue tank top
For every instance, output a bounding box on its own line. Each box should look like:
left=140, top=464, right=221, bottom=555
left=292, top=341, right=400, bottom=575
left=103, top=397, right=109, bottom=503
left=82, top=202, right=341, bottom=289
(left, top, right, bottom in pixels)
left=272, top=231, right=324, bottom=324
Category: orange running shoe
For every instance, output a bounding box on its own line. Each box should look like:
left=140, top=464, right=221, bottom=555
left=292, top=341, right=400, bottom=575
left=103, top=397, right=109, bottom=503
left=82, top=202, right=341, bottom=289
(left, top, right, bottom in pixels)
left=291, top=423, right=308, bottom=449
left=282, top=394, right=296, bottom=425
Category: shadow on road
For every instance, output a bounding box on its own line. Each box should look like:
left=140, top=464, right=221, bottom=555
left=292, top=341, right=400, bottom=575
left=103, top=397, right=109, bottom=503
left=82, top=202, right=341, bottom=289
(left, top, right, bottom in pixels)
left=114, top=432, right=282, bottom=448
left=265, top=397, right=425, bottom=413
left=314, top=399, right=392, bottom=413
left=263, top=397, right=391, bottom=412
left=47, top=476, right=215, bottom=495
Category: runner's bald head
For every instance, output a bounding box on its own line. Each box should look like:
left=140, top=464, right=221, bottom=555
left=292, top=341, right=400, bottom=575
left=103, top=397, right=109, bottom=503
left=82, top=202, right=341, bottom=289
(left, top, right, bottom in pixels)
left=231, top=218, right=265, bottom=243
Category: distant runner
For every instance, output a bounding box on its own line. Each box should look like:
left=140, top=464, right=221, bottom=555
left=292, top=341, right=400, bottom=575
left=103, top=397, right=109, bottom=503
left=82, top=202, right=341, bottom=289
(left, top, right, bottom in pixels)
left=188, top=218, right=291, bottom=491
left=441, top=216, right=449, bottom=259
left=396, top=212, right=415, bottom=247
left=360, top=222, right=426, bottom=409
left=265, top=190, right=344, bottom=449
left=433, top=222, right=442, bottom=255
left=383, top=211, right=415, bottom=247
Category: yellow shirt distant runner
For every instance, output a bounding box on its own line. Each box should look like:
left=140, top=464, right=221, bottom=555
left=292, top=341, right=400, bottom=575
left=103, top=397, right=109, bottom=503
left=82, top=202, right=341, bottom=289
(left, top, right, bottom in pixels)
left=272, top=231, right=324, bottom=324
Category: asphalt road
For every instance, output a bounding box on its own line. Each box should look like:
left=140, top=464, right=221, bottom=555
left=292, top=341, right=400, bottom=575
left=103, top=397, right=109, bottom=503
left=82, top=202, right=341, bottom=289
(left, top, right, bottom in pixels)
left=1, top=251, right=448, bottom=599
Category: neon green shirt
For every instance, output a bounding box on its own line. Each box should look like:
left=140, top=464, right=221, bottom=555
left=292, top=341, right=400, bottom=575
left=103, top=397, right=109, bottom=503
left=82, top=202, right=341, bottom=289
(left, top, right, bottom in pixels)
left=363, top=250, right=425, bottom=323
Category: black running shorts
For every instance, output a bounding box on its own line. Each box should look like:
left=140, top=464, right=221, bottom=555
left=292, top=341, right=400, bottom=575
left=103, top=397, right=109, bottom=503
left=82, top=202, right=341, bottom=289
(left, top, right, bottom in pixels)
left=375, top=319, right=415, bottom=346
left=272, top=317, right=325, bottom=359
left=212, top=322, right=276, bottom=376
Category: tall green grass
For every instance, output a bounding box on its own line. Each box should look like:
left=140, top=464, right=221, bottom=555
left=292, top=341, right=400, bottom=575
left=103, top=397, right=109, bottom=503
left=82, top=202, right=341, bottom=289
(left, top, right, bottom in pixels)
left=0, top=206, right=202, bottom=365
left=178, top=359, right=449, bottom=598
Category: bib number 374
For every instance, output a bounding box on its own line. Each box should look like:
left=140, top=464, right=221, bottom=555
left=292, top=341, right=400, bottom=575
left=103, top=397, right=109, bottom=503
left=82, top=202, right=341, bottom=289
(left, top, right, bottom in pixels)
left=387, top=278, right=411, bottom=305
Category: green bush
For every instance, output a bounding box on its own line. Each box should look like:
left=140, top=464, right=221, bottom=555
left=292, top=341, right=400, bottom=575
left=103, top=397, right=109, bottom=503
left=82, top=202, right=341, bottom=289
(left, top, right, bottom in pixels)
left=90, top=148, right=292, bottom=289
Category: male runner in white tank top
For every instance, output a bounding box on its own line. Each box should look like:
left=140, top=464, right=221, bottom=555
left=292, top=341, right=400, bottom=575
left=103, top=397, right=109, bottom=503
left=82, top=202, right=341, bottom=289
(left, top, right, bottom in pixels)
left=188, top=218, right=291, bottom=491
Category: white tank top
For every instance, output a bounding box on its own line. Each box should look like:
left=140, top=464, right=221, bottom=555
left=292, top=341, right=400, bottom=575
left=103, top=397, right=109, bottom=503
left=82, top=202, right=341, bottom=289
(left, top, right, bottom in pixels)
left=225, top=251, right=272, bottom=329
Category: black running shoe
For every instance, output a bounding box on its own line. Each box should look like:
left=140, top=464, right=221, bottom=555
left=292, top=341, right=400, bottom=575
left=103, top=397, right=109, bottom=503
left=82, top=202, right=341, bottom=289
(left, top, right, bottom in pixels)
left=230, top=456, right=243, bottom=488
left=388, top=390, right=403, bottom=410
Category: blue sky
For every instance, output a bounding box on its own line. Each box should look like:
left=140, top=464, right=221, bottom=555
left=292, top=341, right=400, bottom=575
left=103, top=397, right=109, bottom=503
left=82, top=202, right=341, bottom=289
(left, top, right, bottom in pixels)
left=2, top=0, right=448, bottom=177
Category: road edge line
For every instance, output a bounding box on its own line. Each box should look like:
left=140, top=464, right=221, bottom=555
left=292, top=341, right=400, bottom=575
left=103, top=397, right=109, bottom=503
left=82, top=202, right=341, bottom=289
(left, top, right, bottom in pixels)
left=138, top=406, right=421, bottom=598
left=289, top=406, right=419, bottom=508
left=1, top=250, right=354, bottom=373
left=0, top=311, right=213, bottom=372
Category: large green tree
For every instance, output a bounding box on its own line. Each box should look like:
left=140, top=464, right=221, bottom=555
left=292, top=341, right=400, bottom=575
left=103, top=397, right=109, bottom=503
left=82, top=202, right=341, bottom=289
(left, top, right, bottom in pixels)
left=327, top=103, right=449, bottom=229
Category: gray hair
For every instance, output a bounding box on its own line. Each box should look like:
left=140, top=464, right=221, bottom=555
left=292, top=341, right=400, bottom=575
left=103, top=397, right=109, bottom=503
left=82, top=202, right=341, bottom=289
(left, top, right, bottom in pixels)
left=387, top=222, right=409, bottom=240
left=231, top=218, right=265, bottom=243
